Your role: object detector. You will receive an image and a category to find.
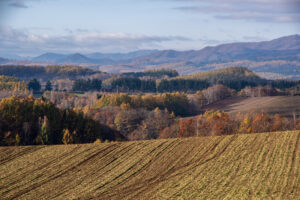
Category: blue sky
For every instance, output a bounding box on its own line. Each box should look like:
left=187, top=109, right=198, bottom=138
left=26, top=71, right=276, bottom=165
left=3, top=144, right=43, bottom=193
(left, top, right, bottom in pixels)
left=0, top=0, right=299, bottom=57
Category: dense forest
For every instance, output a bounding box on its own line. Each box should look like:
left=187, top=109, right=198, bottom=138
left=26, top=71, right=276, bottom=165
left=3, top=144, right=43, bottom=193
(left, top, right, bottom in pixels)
left=0, top=96, right=122, bottom=146
left=0, top=66, right=299, bottom=93
left=157, top=79, right=209, bottom=92
left=111, top=78, right=156, bottom=92
left=107, top=67, right=300, bottom=92
left=0, top=75, right=28, bottom=91
left=94, top=92, right=190, bottom=116
left=0, top=65, right=102, bottom=81
left=121, top=69, right=179, bottom=78
left=72, top=79, right=102, bottom=91
left=177, top=67, right=263, bottom=82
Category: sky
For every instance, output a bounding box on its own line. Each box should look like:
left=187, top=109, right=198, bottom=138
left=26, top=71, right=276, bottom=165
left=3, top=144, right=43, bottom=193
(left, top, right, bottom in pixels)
left=0, top=0, right=299, bottom=57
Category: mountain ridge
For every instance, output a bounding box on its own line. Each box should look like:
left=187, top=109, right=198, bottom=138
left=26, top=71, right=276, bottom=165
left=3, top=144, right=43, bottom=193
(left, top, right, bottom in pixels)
left=1, top=35, right=299, bottom=79
left=129, top=34, right=300, bottom=65
left=6, top=34, right=299, bottom=65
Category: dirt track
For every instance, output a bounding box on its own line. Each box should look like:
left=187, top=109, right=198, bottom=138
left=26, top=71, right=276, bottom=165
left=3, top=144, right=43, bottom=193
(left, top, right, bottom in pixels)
left=0, top=131, right=299, bottom=199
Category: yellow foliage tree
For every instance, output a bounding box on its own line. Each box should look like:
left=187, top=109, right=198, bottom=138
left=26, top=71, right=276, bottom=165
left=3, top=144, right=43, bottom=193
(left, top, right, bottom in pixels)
left=239, top=114, right=252, bottom=134
left=62, top=129, right=73, bottom=144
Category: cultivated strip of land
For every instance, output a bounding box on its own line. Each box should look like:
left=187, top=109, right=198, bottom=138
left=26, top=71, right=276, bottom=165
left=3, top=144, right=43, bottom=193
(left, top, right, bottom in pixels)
left=0, top=131, right=299, bottom=199
left=201, top=96, right=300, bottom=118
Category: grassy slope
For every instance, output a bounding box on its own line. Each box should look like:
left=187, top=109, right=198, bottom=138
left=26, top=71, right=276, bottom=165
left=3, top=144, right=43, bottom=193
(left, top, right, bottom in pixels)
left=201, top=96, right=300, bottom=118
left=0, top=131, right=299, bottom=199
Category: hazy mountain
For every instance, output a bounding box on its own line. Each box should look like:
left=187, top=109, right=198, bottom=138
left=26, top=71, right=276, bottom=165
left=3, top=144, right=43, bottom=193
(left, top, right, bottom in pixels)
left=30, top=50, right=158, bottom=64
left=59, top=53, right=116, bottom=65
left=87, top=50, right=158, bottom=61
left=243, top=34, right=300, bottom=50
left=56, top=53, right=94, bottom=63
left=0, top=54, right=31, bottom=60
left=31, top=53, right=115, bottom=65
left=29, top=35, right=299, bottom=66
left=32, top=53, right=66, bottom=62
left=129, top=35, right=300, bottom=66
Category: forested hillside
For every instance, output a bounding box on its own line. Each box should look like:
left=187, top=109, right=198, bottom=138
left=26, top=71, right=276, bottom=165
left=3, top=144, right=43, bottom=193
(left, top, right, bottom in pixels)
left=108, top=67, right=300, bottom=92
left=0, top=65, right=103, bottom=81
left=0, top=76, right=27, bottom=91
left=177, top=67, right=262, bottom=82
left=0, top=96, right=122, bottom=145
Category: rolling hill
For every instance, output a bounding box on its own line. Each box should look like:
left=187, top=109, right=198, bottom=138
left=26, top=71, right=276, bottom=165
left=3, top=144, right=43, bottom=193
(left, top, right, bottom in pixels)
left=176, top=66, right=263, bottom=82
left=0, top=65, right=104, bottom=81
left=0, top=131, right=299, bottom=199
left=201, top=96, right=300, bottom=118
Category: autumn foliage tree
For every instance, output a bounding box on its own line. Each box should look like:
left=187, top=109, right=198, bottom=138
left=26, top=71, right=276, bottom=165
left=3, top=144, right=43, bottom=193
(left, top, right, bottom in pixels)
left=178, top=118, right=196, bottom=137
left=62, top=129, right=73, bottom=144
left=166, top=110, right=297, bottom=139
left=251, top=112, right=272, bottom=133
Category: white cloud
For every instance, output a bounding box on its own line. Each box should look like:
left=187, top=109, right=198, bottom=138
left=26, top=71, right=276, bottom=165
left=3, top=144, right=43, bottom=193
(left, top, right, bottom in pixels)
left=174, top=0, right=300, bottom=23
left=0, top=0, right=30, bottom=8
left=0, top=27, right=191, bottom=56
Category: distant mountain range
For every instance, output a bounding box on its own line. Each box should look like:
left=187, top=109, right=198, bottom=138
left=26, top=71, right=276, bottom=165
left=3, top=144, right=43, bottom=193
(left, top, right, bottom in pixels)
left=0, top=35, right=299, bottom=79
left=126, top=34, right=299, bottom=65
left=29, top=50, right=159, bottom=64
left=25, top=50, right=159, bottom=66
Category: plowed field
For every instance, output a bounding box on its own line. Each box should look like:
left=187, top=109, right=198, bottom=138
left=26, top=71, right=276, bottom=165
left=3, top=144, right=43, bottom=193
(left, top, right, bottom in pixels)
left=201, top=96, right=300, bottom=118
left=0, top=131, right=299, bottom=199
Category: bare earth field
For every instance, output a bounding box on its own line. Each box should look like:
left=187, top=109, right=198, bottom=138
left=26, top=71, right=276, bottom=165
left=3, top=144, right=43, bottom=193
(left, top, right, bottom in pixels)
left=201, top=96, right=300, bottom=118
left=0, top=131, right=299, bottom=199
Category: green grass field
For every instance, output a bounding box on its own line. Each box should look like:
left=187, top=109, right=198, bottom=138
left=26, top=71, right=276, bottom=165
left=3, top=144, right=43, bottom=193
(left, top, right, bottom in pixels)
left=0, top=131, right=299, bottom=199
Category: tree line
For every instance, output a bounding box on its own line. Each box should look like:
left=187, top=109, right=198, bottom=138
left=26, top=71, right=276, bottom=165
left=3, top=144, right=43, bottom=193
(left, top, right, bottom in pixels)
left=88, top=104, right=300, bottom=141
left=109, top=77, right=300, bottom=93
left=121, top=69, right=179, bottom=78
left=1, top=66, right=299, bottom=93
left=94, top=92, right=190, bottom=116
left=72, top=79, right=102, bottom=91
left=161, top=110, right=300, bottom=138
left=157, top=79, right=209, bottom=92
left=0, top=75, right=28, bottom=91
left=0, top=65, right=101, bottom=80
left=111, top=78, right=156, bottom=92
